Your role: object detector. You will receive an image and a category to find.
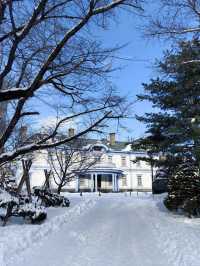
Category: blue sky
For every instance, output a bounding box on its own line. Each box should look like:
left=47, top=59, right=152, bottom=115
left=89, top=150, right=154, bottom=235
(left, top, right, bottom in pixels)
left=96, top=10, right=169, bottom=141
left=32, top=6, right=170, bottom=141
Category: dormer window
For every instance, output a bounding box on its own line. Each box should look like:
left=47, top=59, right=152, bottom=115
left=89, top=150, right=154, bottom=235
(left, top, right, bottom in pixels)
left=91, top=144, right=108, bottom=153
left=93, top=146, right=103, bottom=152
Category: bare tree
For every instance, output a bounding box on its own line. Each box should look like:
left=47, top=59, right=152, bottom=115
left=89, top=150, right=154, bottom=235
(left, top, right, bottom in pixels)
left=0, top=0, right=143, bottom=166
left=48, top=139, right=101, bottom=194
left=144, top=0, right=200, bottom=39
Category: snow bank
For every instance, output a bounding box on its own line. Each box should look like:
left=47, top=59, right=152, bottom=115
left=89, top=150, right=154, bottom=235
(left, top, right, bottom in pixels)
left=2, top=193, right=200, bottom=266
left=0, top=197, right=97, bottom=266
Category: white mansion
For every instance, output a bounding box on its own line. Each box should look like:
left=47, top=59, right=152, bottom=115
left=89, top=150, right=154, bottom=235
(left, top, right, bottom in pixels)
left=30, top=129, right=154, bottom=192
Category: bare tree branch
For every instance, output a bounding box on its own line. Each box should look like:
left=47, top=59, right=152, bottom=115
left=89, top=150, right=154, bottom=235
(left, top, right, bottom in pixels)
left=0, top=0, right=140, bottom=165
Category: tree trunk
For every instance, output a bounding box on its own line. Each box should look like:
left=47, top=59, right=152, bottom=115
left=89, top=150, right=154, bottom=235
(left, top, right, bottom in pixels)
left=57, top=183, right=63, bottom=194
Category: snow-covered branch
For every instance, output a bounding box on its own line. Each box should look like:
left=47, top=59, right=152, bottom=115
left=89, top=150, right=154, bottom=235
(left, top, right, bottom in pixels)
left=0, top=111, right=112, bottom=164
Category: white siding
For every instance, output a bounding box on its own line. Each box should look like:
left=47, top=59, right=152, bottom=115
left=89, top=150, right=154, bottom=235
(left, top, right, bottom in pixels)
left=29, top=144, right=153, bottom=191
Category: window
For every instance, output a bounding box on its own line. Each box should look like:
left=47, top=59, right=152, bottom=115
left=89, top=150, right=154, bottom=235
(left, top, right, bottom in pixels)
left=95, top=155, right=101, bottom=162
left=79, top=178, right=85, bottom=186
left=82, top=155, right=86, bottom=161
left=137, top=175, right=142, bottom=186
left=107, top=174, right=112, bottom=186
left=121, top=156, right=126, bottom=167
left=108, top=155, right=112, bottom=163
left=122, top=177, right=127, bottom=186
left=93, top=146, right=103, bottom=151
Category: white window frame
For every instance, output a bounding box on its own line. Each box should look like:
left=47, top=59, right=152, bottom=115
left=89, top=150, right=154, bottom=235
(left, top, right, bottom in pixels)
left=121, top=156, right=126, bottom=167
left=79, top=178, right=85, bottom=186
left=137, top=175, right=142, bottom=187
left=108, top=155, right=112, bottom=163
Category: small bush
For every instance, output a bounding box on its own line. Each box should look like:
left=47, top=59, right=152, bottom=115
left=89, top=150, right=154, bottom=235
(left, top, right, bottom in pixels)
left=33, top=187, right=70, bottom=207
left=164, top=157, right=200, bottom=217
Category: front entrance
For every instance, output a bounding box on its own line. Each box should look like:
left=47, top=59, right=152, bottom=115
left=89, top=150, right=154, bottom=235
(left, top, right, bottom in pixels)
left=77, top=172, right=121, bottom=192
left=97, top=174, right=102, bottom=191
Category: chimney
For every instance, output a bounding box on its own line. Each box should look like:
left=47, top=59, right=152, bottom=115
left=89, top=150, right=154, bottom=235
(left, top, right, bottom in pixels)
left=68, top=128, right=75, bottom=138
left=109, top=133, right=116, bottom=146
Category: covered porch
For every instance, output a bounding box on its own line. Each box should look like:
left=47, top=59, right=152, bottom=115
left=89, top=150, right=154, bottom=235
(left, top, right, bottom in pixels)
left=75, top=162, right=123, bottom=192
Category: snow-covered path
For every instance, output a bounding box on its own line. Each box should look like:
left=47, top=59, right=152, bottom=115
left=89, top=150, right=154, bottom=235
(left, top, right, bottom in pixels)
left=4, top=193, right=200, bottom=266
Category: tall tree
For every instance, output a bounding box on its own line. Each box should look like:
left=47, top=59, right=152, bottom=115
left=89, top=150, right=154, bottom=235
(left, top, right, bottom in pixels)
left=133, top=39, right=200, bottom=215
left=134, top=39, right=200, bottom=169
left=0, top=0, right=143, bottom=165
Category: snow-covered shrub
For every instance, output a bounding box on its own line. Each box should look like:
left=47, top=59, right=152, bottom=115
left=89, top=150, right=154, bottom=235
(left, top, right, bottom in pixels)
left=33, top=187, right=70, bottom=207
left=17, top=203, right=47, bottom=223
left=0, top=189, right=47, bottom=225
left=164, top=157, right=200, bottom=217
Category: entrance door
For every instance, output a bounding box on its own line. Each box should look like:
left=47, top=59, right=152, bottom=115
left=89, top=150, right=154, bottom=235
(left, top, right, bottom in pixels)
left=97, top=174, right=101, bottom=191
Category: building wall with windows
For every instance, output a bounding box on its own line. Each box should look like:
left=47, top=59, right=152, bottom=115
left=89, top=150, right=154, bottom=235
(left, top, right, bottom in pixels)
left=29, top=131, right=154, bottom=192
left=101, top=150, right=153, bottom=192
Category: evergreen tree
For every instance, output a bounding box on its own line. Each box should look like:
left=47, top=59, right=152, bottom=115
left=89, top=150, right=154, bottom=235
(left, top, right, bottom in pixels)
left=134, top=39, right=200, bottom=168
left=133, top=39, right=200, bottom=216
left=164, top=156, right=200, bottom=217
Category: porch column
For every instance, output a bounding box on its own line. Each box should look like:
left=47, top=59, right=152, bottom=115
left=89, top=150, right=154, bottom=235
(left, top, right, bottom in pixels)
left=75, top=176, right=79, bottom=192
left=112, top=173, right=115, bottom=192
left=95, top=173, right=98, bottom=192
left=90, top=173, right=94, bottom=192
left=115, top=174, right=118, bottom=192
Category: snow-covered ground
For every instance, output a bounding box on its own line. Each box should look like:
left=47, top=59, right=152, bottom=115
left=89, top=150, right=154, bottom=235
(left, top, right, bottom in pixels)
left=1, top=193, right=200, bottom=266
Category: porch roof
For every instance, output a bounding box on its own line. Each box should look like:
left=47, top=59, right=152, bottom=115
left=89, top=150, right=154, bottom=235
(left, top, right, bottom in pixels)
left=77, top=162, right=123, bottom=175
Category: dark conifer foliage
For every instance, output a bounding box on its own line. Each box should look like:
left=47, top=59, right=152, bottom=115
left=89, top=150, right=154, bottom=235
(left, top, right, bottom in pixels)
left=135, top=39, right=200, bottom=164
left=164, top=156, right=200, bottom=217
left=133, top=39, right=200, bottom=216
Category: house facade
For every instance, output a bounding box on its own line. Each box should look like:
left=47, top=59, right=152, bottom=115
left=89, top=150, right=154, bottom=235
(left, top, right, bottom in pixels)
left=29, top=130, right=154, bottom=192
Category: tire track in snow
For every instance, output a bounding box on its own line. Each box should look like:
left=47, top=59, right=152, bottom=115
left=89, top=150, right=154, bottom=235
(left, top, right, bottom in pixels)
left=53, top=197, right=170, bottom=266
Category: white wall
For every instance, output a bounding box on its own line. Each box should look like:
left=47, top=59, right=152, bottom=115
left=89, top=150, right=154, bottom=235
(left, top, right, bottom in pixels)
left=108, top=152, right=153, bottom=190
left=29, top=147, right=153, bottom=191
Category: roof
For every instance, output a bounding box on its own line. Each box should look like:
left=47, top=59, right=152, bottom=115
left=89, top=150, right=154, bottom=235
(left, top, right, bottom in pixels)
left=29, top=132, right=143, bottom=153
left=84, top=138, right=130, bottom=151
left=75, top=161, right=124, bottom=174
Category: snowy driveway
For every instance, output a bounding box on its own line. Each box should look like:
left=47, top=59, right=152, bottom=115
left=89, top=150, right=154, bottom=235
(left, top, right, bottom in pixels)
left=4, top=193, right=200, bottom=266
